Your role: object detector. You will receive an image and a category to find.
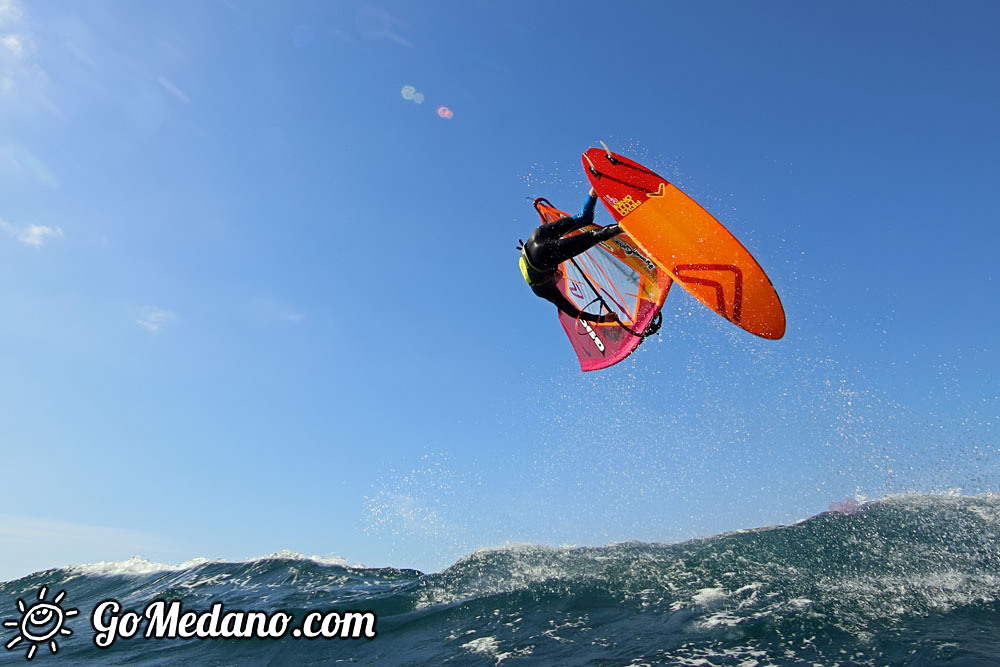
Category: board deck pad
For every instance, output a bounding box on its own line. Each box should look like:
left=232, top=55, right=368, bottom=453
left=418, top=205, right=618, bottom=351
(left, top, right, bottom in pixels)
left=583, top=148, right=785, bottom=339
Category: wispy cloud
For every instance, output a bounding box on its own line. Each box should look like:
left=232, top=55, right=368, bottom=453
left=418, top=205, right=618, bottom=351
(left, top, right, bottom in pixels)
left=0, top=0, right=25, bottom=95
left=157, top=75, right=190, bottom=104
left=248, top=297, right=305, bottom=325
left=0, top=0, right=53, bottom=117
left=356, top=7, right=413, bottom=48
left=19, top=223, right=62, bottom=246
left=0, top=515, right=151, bottom=545
left=1, top=33, right=22, bottom=58
left=0, top=218, right=63, bottom=247
left=0, top=144, right=60, bottom=187
left=0, top=513, right=161, bottom=582
left=137, top=307, right=177, bottom=333
left=0, top=0, right=22, bottom=25
left=328, top=27, right=356, bottom=44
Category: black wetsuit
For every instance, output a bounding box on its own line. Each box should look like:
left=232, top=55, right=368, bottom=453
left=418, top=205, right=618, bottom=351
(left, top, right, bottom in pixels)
left=519, top=193, right=622, bottom=322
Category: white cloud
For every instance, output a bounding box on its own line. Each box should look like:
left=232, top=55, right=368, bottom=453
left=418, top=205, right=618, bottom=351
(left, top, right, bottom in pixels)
left=0, top=0, right=50, bottom=112
left=0, top=219, right=63, bottom=247
left=1, top=33, right=22, bottom=58
left=0, top=0, right=22, bottom=25
left=137, top=307, right=177, bottom=333
left=18, top=223, right=62, bottom=246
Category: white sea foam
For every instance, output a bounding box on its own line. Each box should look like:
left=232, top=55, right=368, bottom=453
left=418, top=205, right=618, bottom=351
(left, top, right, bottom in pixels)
left=67, top=550, right=355, bottom=578
left=460, top=635, right=532, bottom=662
left=417, top=543, right=580, bottom=609
left=692, top=587, right=727, bottom=605
left=462, top=636, right=502, bottom=656
left=69, top=555, right=213, bottom=577
left=252, top=549, right=352, bottom=567
left=700, top=611, right=743, bottom=628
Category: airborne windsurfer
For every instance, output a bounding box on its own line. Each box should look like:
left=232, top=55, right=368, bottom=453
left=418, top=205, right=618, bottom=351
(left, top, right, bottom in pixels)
left=518, top=188, right=623, bottom=322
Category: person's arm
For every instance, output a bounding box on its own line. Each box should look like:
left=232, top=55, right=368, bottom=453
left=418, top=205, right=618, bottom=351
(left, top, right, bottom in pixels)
left=579, top=189, right=597, bottom=221
left=559, top=190, right=600, bottom=235
left=570, top=190, right=598, bottom=230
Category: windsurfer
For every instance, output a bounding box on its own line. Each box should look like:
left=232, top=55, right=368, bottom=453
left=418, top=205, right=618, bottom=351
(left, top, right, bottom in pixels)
left=518, top=188, right=623, bottom=322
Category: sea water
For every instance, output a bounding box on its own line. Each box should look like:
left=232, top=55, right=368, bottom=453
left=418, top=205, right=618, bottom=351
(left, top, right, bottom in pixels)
left=1, top=493, right=998, bottom=666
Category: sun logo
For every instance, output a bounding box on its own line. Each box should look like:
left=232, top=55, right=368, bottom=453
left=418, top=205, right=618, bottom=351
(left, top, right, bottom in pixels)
left=3, top=586, right=79, bottom=660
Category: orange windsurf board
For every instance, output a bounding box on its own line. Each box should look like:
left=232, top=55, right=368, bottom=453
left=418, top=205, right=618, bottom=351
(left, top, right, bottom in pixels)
left=583, top=147, right=785, bottom=339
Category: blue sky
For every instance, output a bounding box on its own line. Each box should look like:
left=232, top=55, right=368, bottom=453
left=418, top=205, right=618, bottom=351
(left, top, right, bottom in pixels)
left=1, top=0, right=998, bottom=580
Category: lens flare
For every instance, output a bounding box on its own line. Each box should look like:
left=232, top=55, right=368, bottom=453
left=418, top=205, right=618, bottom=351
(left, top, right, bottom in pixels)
left=400, top=85, right=415, bottom=100
left=437, top=106, right=453, bottom=119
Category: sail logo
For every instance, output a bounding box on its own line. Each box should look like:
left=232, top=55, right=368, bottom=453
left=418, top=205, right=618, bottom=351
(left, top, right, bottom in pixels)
left=579, top=320, right=606, bottom=353
left=612, top=238, right=656, bottom=272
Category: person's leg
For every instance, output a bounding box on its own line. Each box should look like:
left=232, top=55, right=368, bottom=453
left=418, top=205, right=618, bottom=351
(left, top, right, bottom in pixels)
left=534, top=214, right=583, bottom=241
left=534, top=192, right=598, bottom=240
left=534, top=225, right=621, bottom=269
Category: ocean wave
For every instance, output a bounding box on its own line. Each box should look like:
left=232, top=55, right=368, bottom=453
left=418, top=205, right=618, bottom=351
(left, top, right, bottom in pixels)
left=1, top=493, right=998, bottom=665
